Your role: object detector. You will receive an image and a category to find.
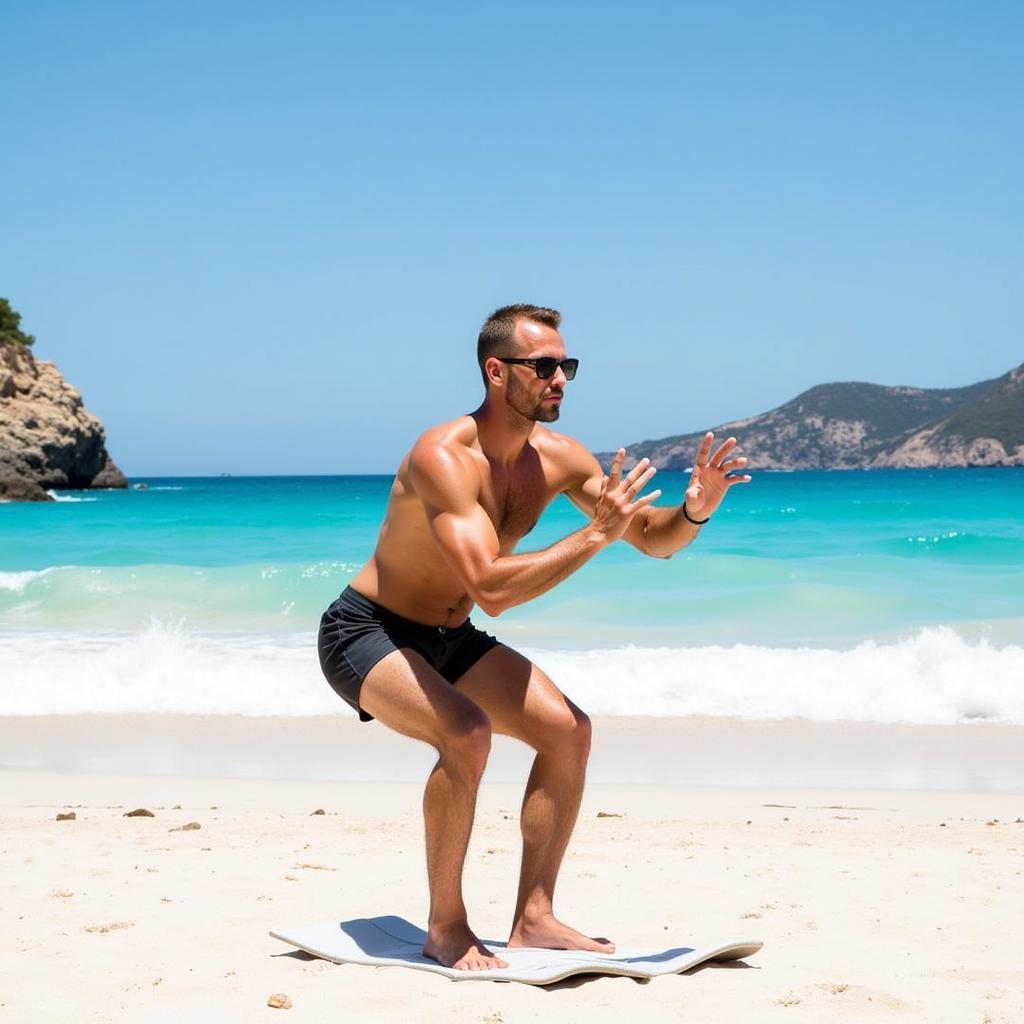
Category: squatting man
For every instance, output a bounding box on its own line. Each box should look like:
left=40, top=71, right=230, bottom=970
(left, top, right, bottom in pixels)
left=317, top=304, right=750, bottom=970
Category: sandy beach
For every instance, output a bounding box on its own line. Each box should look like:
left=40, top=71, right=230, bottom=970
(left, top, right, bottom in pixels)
left=3, top=716, right=1023, bottom=1023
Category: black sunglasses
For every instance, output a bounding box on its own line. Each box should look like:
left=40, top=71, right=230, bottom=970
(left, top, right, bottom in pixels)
left=498, top=357, right=579, bottom=381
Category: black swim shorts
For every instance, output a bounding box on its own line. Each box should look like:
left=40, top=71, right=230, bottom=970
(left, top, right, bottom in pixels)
left=317, top=586, right=501, bottom=722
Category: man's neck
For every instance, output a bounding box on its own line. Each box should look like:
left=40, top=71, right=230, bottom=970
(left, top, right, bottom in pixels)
left=471, top=397, right=537, bottom=466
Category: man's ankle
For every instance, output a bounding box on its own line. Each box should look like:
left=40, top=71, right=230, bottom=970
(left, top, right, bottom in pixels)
left=514, top=903, right=554, bottom=927
left=428, top=912, right=471, bottom=932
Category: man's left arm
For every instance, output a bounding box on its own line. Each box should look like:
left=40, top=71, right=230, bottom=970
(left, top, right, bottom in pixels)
left=564, top=432, right=751, bottom=559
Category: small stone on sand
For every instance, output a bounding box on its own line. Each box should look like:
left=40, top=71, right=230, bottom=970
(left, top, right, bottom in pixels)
left=267, top=993, right=292, bottom=1009
left=124, top=808, right=155, bottom=818
left=50, top=889, right=74, bottom=898
left=169, top=822, right=202, bottom=832
left=310, top=808, right=326, bottom=815
left=596, top=811, right=623, bottom=818
left=84, top=921, right=134, bottom=934
left=56, top=811, right=76, bottom=821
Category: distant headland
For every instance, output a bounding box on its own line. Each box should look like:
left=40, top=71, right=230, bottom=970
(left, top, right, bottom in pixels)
left=0, top=299, right=126, bottom=502
left=597, top=363, right=1024, bottom=470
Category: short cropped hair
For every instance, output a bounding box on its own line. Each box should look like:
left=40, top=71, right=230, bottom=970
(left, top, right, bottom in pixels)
left=477, top=303, right=562, bottom=385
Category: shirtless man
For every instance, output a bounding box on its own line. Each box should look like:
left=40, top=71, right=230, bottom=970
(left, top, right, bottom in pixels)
left=317, top=303, right=750, bottom=971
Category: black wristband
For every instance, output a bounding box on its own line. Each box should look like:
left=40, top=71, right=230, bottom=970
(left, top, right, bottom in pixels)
left=682, top=502, right=710, bottom=526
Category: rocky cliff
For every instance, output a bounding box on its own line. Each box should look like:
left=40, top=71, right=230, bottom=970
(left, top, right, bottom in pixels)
left=598, top=363, right=1024, bottom=471
left=0, top=341, right=127, bottom=501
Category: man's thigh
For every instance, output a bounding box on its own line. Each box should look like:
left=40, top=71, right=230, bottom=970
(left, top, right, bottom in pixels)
left=452, top=645, right=588, bottom=749
left=359, top=648, right=488, bottom=747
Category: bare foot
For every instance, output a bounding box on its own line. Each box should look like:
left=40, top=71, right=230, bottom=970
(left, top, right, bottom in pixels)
left=423, top=922, right=508, bottom=971
left=508, top=913, right=615, bottom=954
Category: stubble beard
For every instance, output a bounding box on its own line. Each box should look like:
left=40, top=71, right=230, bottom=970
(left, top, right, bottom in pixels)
left=507, top=374, right=562, bottom=423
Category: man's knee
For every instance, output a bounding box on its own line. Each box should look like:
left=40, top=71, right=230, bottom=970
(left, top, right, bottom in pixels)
left=568, top=705, right=592, bottom=760
left=536, top=702, right=592, bottom=761
left=437, top=707, right=492, bottom=776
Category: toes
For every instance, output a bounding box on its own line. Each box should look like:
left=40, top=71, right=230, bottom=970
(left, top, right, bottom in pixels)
left=457, top=951, right=506, bottom=971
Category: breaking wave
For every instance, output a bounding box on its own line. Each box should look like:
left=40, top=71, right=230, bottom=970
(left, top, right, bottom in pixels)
left=1, top=622, right=1020, bottom=724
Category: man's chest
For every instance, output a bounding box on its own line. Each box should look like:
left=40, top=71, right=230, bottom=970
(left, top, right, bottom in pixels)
left=479, top=460, right=556, bottom=542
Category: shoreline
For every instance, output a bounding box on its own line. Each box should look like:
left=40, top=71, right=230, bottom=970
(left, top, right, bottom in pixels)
left=3, top=713, right=1023, bottom=792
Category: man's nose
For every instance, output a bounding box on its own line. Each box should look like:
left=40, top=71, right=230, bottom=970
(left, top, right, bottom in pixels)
left=550, top=364, right=568, bottom=386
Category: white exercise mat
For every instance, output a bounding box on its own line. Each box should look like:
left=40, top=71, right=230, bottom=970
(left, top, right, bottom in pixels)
left=270, top=915, right=762, bottom=985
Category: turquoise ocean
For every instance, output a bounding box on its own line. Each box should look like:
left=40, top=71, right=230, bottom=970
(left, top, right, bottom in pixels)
left=2, top=470, right=1022, bottom=724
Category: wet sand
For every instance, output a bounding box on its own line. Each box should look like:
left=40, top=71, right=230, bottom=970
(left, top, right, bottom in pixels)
left=3, top=713, right=1023, bottom=791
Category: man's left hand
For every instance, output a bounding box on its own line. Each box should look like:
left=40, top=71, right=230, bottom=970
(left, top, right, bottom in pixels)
left=683, top=432, right=751, bottom=520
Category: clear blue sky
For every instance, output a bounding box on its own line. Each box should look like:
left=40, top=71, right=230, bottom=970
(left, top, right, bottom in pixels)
left=2, top=1, right=1021, bottom=474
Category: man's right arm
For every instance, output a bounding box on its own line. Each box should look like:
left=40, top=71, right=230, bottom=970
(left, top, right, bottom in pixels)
left=409, top=443, right=659, bottom=617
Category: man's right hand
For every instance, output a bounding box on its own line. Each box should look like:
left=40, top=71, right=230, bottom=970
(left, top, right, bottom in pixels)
left=590, top=450, right=661, bottom=543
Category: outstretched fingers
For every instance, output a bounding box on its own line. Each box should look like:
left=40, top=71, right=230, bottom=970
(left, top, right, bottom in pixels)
left=631, top=486, right=662, bottom=508
left=622, top=459, right=656, bottom=496
left=593, top=452, right=661, bottom=540
left=709, top=436, right=738, bottom=467
left=694, top=431, right=714, bottom=467
left=608, top=452, right=658, bottom=498
left=719, top=456, right=748, bottom=474
left=608, top=448, right=626, bottom=487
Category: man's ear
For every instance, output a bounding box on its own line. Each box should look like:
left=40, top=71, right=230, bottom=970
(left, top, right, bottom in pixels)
left=485, top=357, right=505, bottom=389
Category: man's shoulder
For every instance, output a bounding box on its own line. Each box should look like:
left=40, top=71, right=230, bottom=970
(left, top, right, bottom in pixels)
left=532, top=425, right=600, bottom=470
left=405, top=417, right=481, bottom=497
left=410, top=416, right=480, bottom=464
left=530, top=426, right=604, bottom=494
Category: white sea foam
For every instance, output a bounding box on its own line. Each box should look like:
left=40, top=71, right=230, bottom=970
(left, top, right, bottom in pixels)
left=539, top=627, right=1024, bottom=724
left=0, top=622, right=1022, bottom=723
left=0, top=622, right=324, bottom=716
left=46, top=491, right=97, bottom=502
left=0, top=568, right=61, bottom=592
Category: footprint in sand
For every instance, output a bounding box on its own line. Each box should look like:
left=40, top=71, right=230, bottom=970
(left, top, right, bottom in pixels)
left=777, top=982, right=911, bottom=1014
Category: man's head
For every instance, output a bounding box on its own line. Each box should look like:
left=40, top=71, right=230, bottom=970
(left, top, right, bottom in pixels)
left=477, top=303, right=574, bottom=423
